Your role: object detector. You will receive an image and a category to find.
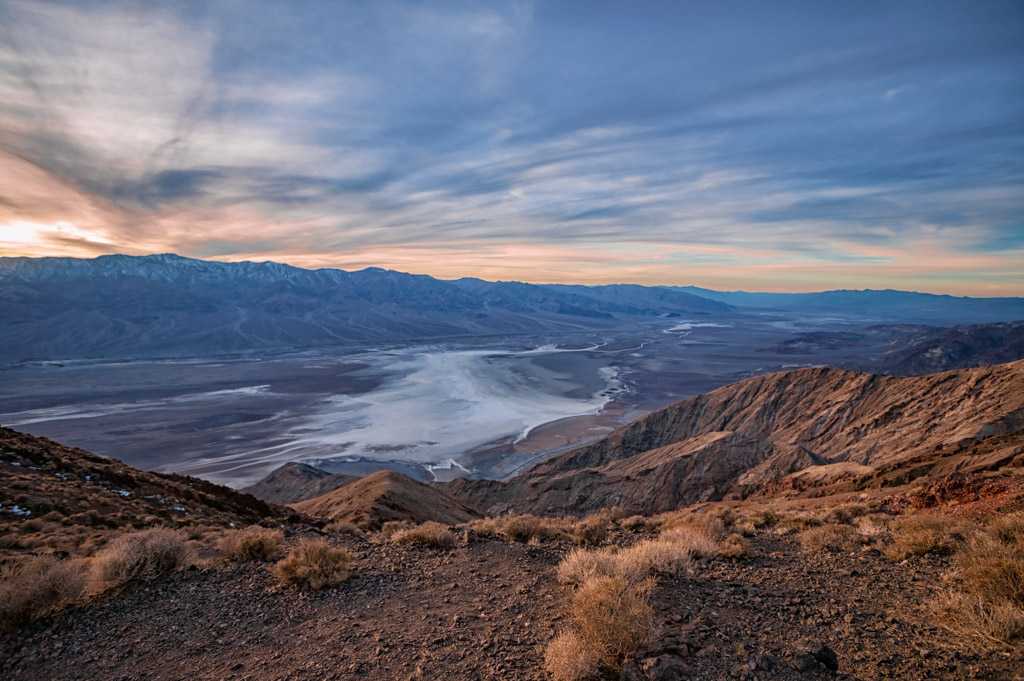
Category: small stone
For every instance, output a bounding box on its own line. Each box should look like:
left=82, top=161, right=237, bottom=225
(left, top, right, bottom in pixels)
left=792, top=641, right=839, bottom=673
left=641, top=654, right=688, bottom=681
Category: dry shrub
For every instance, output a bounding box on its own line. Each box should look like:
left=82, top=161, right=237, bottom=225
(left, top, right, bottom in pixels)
left=798, top=524, right=861, bottom=553
left=614, top=539, right=693, bottom=579
left=719, top=533, right=751, bottom=559
left=544, top=629, right=598, bottom=681
left=218, top=526, right=283, bottom=562
left=854, top=514, right=890, bottom=541
left=931, top=532, right=1024, bottom=647
left=470, top=514, right=567, bottom=543
left=659, top=524, right=720, bottom=557
left=984, top=513, right=1024, bottom=547
left=557, top=547, right=620, bottom=586
left=571, top=515, right=610, bottom=546
left=932, top=591, right=1024, bottom=648
left=326, top=520, right=363, bottom=536
left=823, top=503, right=868, bottom=525
left=570, top=575, right=654, bottom=668
left=272, top=539, right=352, bottom=590
left=778, top=512, right=823, bottom=532
left=884, top=514, right=971, bottom=560
left=390, top=521, right=456, bottom=548
left=733, top=519, right=757, bottom=537
left=558, top=538, right=694, bottom=586
left=619, top=515, right=652, bottom=531
left=92, top=528, right=190, bottom=587
left=0, top=556, right=87, bottom=629
left=754, top=510, right=780, bottom=529
left=379, top=520, right=414, bottom=539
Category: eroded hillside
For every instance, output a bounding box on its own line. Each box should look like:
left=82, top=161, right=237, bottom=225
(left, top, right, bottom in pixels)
left=448, top=361, right=1024, bottom=515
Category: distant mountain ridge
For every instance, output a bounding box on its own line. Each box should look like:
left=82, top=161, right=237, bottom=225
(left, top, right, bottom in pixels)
left=0, top=253, right=728, bottom=362
left=676, top=285, right=1024, bottom=324
left=2, top=253, right=1023, bottom=362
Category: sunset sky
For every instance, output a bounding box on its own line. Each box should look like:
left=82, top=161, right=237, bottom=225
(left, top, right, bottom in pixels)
left=1, top=1, right=1022, bottom=294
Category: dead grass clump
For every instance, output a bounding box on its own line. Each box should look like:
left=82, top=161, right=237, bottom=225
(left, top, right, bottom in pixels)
left=958, top=537, right=1024, bottom=607
left=544, top=629, right=598, bottom=681
left=379, top=520, right=414, bottom=539
left=390, top=521, right=457, bottom=548
left=325, top=520, right=363, bottom=536
left=823, top=503, right=868, bottom=525
left=619, top=515, right=652, bottom=531
left=614, top=539, right=694, bottom=579
left=754, top=510, right=780, bottom=528
left=659, top=523, right=720, bottom=557
left=719, top=532, right=752, bottom=559
left=798, top=524, right=861, bottom=553
left=557, top=547, right=619, bottom=585
left=91, top=528, right=190, bottom=587
left=272, top=539, right=352, bottom=590
left=884, top=514, right=971, bottom=560
left=984, top=513, right=1024, bottom=547
left=931, top=533, right=1024, bottom=647
left=218, top=526, right=283, bottom=562
left=470, top=514, right=567, bottom=543
left=0, top=556, right=88, bottom=629
left=570, top=515, right=610, bottom=546
left=570, top=575, right=654, bottom=668
left=558, top=538, right=695, bottom=586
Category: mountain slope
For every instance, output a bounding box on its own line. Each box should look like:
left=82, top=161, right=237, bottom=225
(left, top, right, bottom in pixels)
left=449, top=360, right=1024, bottom=514
left=0, top=427, right=293, bottom=560
left=0, top=254, right=731, bottom=361
left=878, top=320, right=1024, bottom=374
left=240, top=462, right=356, bottom=504
left=293, top=470, right=480, bottom=529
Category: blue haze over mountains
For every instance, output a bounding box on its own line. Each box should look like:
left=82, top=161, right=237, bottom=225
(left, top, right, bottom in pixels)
left=1, top=253, right=1023, bottom=362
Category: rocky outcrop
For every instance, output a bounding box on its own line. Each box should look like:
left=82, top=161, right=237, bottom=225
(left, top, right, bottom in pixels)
left=242, top=462, right=356, bottom=504
left=294, top=470, right=480, bottom=529
left=449, top=361, right=1024, bottom=515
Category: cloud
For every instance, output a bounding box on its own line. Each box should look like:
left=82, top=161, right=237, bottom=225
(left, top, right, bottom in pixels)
left=0, top=0, right=1022, bottom=295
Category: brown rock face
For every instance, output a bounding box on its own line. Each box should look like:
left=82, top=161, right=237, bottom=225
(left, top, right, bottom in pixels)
left=449, top=360, right=1024, bottom=515
left=293, top=470, right=480, bottom=529
left=242, top=462, right=356, bottom=504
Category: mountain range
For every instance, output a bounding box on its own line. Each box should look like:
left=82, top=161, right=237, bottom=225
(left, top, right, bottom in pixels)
left=2, top=253, right=1023, bottom=362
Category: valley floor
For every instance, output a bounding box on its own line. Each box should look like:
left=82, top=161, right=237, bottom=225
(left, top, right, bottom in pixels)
left=2, top=523, right=1018, bottom=681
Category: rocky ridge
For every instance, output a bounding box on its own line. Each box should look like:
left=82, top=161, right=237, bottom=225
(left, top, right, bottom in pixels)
left=448, top=361, right=1024, bottom=515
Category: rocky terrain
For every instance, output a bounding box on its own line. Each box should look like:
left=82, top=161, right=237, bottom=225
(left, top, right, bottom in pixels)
left=241, top=463, right=356, bottom=504
left=0, top=427, right=294, bottom=560
left=292, top=470, right=479, bottom=530
left=447, top=361, right=1024, bottom=515
left=879, top=321, right=1024, bottom=375
left=2, top=489, right=1021, bottom=681
left=2, top=361, right=1022, bottom=680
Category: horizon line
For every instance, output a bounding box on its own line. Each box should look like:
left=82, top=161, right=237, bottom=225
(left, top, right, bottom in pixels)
left=2, top=250, right=1023, bottom=300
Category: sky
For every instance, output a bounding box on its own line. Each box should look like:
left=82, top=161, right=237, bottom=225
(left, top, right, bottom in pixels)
left=0, top=1, right=1022, bottom=294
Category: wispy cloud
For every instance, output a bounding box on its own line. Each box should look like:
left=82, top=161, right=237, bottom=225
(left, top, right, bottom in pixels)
left=0, top=0, right=1022, bottom=294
